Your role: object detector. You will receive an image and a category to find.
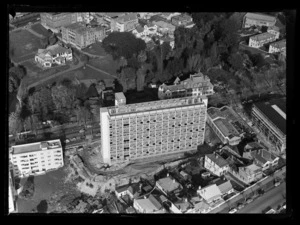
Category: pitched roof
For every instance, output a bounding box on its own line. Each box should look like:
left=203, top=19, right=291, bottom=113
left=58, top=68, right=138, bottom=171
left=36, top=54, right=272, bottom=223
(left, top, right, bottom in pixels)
left=193, top=201, right=210, bottom=212
left=135, top=195, right=162, bottom=213
left=198, top=184, right=222, bottom=202
left=217, top=180, right=233, bottom=195
left=157, top=177, right=181, bottom=193
left=253, top=98, right=286, bottom=135
left=115, top=184, right=130, bottom=193
left=206, top=153, right=229, bottom=168
left=250, top=32, right=276, bottom=42
left=270, top=39, right=286, bottom=49
left=245, top=13, right=276, bottom=23
left=174, top=200, right=191, bottom=212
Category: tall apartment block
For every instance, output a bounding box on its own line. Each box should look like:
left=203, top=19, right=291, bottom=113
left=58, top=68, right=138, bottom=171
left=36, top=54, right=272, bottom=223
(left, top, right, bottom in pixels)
left=100, top=93, right=208, bottom=166
left=61, top=22, right=106, bottom=49
left=40, top=12, right=79, bottom=32
left=158, top=72, right=214, bottom=100
left=252, top=98, right=286, bottom=153
left=9, top=139, right=64, bottom=178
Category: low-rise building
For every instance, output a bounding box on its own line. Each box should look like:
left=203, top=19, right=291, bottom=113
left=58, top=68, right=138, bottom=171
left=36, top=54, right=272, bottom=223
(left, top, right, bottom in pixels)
left=197, top=184, right=222, bottom=204
left=269, top=39, right=286, bottom=54
left=207, top=106, right=251, bottom=146
left=115, top=183, right=140, bottom=199
left=35, top=44, right=72, bottom=68
left=160, top=12, right=182, bottom=21
left=158, top=72, right=214, bottom=100
left=40, top=12, right=80, bottom=32
left=110, top=13, right=138, bottom=32
left=133, top=194, right=165, bottom=213
left=9, top=140, right=64, bottom=178
left=248, top=32, right=277, bottom=48
left=247, top=148, right=279, bottom=171
left=187, top=196, right=211, bottom=213
left=267, top=26, right=280, bottom=39
left=243, top=13, right=276, bottom=28
left=156, top=176, right=182, bottom=195
left=252, top=98, right=286, bottom=153
left=152, top=20, right=176, bottom=35
left=231, top=164, right=263, bottom=184
left=211, top=177, right=235, bottom=197
left=61, top=22, right=106, bottom=49
left=171, top=14, right=194, bottom=28
left=204, top=153, right=229, bottom=176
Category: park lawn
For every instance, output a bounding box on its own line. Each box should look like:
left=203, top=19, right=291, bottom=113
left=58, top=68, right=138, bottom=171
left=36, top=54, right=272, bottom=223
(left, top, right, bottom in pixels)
left=30, top=23, right=50, bottom=37
left=10, top=29, right=43, bottom=63
left=34, top=66, right=115, bottom=89
left=21, top=59, right=43, bottom=73
left=82, top=42, right=108, bottom=57
left=88, top=55, right=119, bottom=76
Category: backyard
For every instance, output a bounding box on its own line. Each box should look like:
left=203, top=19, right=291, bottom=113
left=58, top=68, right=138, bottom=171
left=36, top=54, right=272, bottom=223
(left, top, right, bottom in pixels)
left=9, top=29, right=43, bottom=63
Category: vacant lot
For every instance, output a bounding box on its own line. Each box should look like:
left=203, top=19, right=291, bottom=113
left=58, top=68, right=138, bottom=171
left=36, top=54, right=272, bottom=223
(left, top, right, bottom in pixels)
left=9, top=29, right=43, bottom=63
left=30, top=23, right=50, bottom=37
left=82, top=42, right=108, bottom=57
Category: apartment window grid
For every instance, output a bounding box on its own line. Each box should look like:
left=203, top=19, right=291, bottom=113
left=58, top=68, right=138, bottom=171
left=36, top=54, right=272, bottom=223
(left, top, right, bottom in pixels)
left=108, top=104, right=206, bottom=164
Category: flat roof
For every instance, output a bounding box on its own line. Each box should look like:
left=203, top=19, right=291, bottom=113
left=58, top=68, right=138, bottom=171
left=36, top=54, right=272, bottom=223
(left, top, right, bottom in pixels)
left=245, top=13, right=276, bottom=22
left=270, top=39, right=286, bottom=49
left=11, top=140, right=62, bottom=155
left=253, top=98, right=286, bottom=135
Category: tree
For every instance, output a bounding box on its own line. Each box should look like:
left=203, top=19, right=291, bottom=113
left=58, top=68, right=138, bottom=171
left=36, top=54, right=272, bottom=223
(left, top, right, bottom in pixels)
left=228, top=53, right=244, bottom=71
left=40, top=37, right=49, bottom=49
left=187, top=54, right=202, bottom=72
left=9, top=112, right=22, bottom=136
left=16, top=80, right=27, bottom=108
left=48, top=34, right=58, bottom=46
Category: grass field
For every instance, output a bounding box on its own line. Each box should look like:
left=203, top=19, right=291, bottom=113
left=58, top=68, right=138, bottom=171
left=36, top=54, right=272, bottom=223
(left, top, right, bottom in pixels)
left=82, top=42, right=108, bottom=57
left=34, top=65, right=115, bottom=89
left=88, top=56, right=119, bottom=76
left=30, top=23, right=50, bottom=37
left=21, top=59, right=43, bottom=73
left=9, top=29, right=43, bottom=63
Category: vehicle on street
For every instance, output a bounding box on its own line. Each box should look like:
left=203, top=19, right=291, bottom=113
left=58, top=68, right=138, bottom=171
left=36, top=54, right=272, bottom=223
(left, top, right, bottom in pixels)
left=246, top=198, right=253, bottom=204
left=262, top=206, right=273, bottom=214
left=274, top=181, right=281, bottom=187
left=229, top=208, right=238, bottom=214
left=79, top=129, right=85, bottom=133
left=237, top=203, right=245, bottom=210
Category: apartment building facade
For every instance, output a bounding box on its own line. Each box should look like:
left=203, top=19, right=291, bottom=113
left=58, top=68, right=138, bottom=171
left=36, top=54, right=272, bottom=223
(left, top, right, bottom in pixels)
left=62, top=22, right=106, bottom=49
left=243, top=13, right=276, bottom=28
left=249, top=32, right=277, bottom=48
left=158, top=72, right=214, bottom=100
left=251, top=99, right=286, bottom=153
left=100, top=95, right=208, bottom=166
left=269, top=39, right=286, bottom=54
left=267, top=26, right=280, bottom=39
left=110, top=13, right=138, bottom=32
left=204, top=153, right=229, bottom=176
left=9, top=139, right=64, bottom=178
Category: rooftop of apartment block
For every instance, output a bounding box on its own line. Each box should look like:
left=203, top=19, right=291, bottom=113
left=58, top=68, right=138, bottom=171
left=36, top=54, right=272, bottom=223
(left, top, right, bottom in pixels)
left=11, top=139, right=62, bottom=155
left=105, top=95, right=207, bottom=116
left=63, top=22, right=104, bottom=34
left=206, top=153, right=229, bottom=168
left=270, top=39, right=286, bottom=49
left=245, top=13, right=276, bottom=22
left=253, top=98, right=286, bottom=135
left=250, top=32, right=276, bottom=42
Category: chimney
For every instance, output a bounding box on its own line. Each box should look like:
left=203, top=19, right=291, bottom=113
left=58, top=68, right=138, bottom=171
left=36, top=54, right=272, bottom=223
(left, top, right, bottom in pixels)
left=185, top=197, right=188, bottom=202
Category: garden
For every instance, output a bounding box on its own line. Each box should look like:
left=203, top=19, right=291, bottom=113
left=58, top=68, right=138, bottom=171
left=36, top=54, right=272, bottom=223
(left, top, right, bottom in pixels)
left=82, top=42, right=108, bottom=57
left=9, top=29, right=43, bottom=63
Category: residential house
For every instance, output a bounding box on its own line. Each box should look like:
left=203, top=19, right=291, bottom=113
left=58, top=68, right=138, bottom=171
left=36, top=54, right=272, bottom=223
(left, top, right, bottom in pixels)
left=61, top=22, right=106, bottom=49
left=187, top=196, right=211, bottom=213
left=152, top=20, right=176, bottom=36
left=250, top=149, right=279, bottom=171
left=115, top=182, right=140, bottom=199
left=126, top=206, right=136, bottom=213
left=207, top=106, right=251, bottom=146
left=110, top=13, right=138, bottom=32
left=269, top=39, right=286, bottom=54
left=197, top=184, right=222, bottom=204
left=171, top=14, right=194, bottom=28
left=156, top=176, right=182, bottom=195
left=204, top=153, right=229, bottom=176
left=174, top=199, right=192, bottom=213
left=160, top=12, right=182, bottom=21
left=35, top=44, right=72, bottom=68
left=180, top=170, right=192, bottom=181
left=243, top=13, right=276, bottom=28
left=248, top=32, right=277, bottom=48
left=133, top=194, right=165, bottom=213
left=267, top=26, right=280, bottom=39
left=231, top=164, right=263, bottom=184
left=158, top=72, right=214, bottom=100
left=211, top=177, right=235, bottom=197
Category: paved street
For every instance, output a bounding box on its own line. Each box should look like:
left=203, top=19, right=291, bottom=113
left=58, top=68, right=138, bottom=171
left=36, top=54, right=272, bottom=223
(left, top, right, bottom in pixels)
left=237, top=181, right=286, bottom=213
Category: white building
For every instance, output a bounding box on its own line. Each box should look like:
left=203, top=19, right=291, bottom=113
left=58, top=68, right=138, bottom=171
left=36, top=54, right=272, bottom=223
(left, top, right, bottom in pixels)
left=197, top=184, right=222, bottom=204
left=267, top=26, right=280, bottom=40
left=243, top=13, right=276, bottom=28
left=204, top=153, right=229, bottom=177
left=248, top=32, right=277, bottom=48
left=9, top=139, right=64, bottom=178
left=269, top=39, right=286, bottom=54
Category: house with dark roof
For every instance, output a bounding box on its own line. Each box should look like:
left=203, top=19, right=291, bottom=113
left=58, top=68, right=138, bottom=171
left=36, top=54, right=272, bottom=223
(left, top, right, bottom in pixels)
left=115, top=182, right=140, bottom=200
left=252, top=98, right=286, bottom=153
left=156, top=176, right=182, bottom=195
left=210, top=177, right=234, bottom=197
left=204, top=153, right=229, bottom=176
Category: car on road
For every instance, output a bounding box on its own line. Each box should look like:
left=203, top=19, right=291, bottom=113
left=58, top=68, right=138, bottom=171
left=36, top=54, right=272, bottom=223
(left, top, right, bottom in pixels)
left=262, top=206, right=273, bottom=214
left=79, top=129, right=85, bottom=133
left=237, top=203, right=245, bottom=210
left=246, top=198, right=253, bottom=204
left=229, top=208, right=238, bottom=214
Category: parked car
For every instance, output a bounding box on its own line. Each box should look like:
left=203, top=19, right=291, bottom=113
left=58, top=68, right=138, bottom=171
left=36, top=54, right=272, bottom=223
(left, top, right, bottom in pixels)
left=246, top=198, right=253, bottom=204
left=79, top=129, right=85, bottom=133
left=65, top=139, right=70, bottom=143
left=237, top=203, right=245, bottom=210
left=229, top=208, right=237, bottom=214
